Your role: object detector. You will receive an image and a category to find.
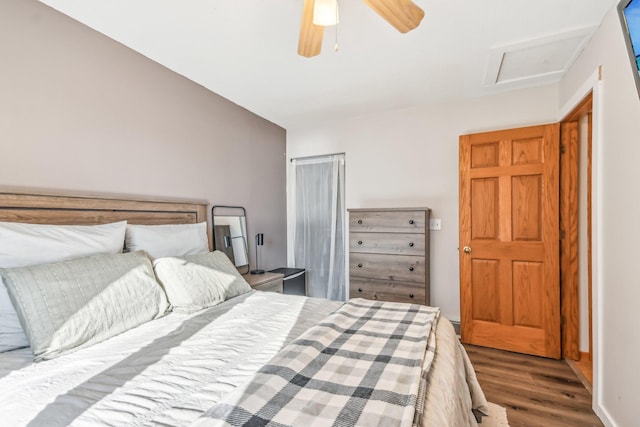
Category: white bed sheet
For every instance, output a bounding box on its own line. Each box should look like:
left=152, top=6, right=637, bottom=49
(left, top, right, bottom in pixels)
left=0, top=291, right=487, bottom=427
left=0, top=291, right=340, bottom=427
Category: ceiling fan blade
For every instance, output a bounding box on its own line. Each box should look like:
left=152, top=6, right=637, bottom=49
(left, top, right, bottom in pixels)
left=363, top=0, right=425, bottom=33
left=298, top=0, right=324, bottom=58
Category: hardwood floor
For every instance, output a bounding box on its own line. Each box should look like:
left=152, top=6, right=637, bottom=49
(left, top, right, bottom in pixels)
left=464, top=344, right=603, bottom=427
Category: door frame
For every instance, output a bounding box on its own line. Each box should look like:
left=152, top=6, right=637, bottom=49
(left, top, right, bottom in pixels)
left=557, top=66, right=605, bottom=422
left=560, top=93, right=593, bottom=361
left=458, top=108, right=592, bottom=361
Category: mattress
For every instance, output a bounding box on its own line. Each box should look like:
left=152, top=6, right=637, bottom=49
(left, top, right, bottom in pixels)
left=0, top=291, right=486, bottom=426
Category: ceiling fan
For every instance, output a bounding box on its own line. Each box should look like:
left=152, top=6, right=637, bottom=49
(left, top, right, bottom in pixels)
left=298, top=0, right=425, bottom=58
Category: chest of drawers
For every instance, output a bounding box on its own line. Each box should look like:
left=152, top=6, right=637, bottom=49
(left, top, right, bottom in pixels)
left=348, top=208, right=430, bottom=305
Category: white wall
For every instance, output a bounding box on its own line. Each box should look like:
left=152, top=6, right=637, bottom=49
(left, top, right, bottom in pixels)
left=287, top=85, right=558, bottom=321
left=560, top=5, right=640, bottom=426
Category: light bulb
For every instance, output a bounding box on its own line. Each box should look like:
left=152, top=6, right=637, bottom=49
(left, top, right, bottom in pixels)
left=313, top=0, right=339, bottom=26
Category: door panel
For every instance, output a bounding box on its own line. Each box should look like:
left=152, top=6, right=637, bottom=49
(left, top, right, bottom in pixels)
left=512, top=175, right=542, bottom=241
left=471, top=259, right=499, bottom=322
left=471, top=142, right=499, bottom=168
left=460, top=124, right=560, bottom=358
left=512, top=137, right=543, bottom=165
left=471, top=178, right=499, bottom=239
left=512, top=261, right=543, bottom=328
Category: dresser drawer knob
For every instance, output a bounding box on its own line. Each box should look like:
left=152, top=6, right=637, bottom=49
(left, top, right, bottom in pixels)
left=358, top=287, right=362, bottom=292
left=357, top=219, right=363, bottom=224
left=409, top=266, right=414, bottom=272
left=409, top=242, right=414, bottom=247
left=358, top=263, right=363, bottom=268
left=409, top=293, right=414, bottom=298
left=409, top=219, right=414, bottom=225
left=357, top=240, right=363, bottom=245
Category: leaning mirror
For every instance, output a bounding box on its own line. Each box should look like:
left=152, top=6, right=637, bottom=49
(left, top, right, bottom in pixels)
left=212, top=206, right=249, bottom=274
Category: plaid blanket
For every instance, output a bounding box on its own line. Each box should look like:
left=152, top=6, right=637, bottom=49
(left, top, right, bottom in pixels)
left=192, top=298, right=440, bottom=427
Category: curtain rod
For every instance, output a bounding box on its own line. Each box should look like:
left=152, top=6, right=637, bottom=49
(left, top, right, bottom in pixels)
left=289, top=152, right=345, bottom=162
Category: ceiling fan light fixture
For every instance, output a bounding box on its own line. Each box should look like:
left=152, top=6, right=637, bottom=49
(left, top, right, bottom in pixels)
left=313, top=0, right=339, bottom=26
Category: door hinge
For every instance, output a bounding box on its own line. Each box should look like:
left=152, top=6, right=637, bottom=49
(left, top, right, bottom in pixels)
left=561, top=315, right=566, bottom=326
left=560, top=230, right=566, bottom=239
left=560, top=144, right=566, bottom=154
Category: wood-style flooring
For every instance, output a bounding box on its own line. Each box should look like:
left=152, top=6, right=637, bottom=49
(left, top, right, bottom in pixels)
left=463, top=344, right=603, bottom=427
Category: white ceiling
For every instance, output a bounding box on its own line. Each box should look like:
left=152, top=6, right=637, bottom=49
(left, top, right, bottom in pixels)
left=38, top=0, right=616, bottom=128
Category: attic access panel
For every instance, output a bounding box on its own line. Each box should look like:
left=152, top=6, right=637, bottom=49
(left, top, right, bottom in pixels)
left=483, top=28, right=595, bottom=89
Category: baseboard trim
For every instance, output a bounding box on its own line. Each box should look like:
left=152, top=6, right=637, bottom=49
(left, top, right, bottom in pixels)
left=595, top=402, right=618, bottom=427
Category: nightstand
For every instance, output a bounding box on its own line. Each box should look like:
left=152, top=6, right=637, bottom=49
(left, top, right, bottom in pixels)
left=268, top=268, right=306, bottom=295
left=243, top=272, right=284, bottom=293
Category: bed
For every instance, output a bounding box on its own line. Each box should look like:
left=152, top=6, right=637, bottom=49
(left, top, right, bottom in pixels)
left=0, top=191, right=488, bottom=427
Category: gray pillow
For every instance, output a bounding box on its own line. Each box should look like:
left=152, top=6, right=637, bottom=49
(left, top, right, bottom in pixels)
left=1, top=251, right=169, bottom=361
left=153, top=250, right=252, bottom=313
left=0, top=220, right=128, bottom=353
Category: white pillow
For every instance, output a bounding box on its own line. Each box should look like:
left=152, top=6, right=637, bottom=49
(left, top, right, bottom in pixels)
left=0, top=221, right=127, bottom=352
left=125, top=222, right=209, bottom=259
left=153, top=251, right=252, bottom=313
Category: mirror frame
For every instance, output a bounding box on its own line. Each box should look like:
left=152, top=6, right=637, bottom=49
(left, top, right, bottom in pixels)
left=211, top=205, right=250, bottom=275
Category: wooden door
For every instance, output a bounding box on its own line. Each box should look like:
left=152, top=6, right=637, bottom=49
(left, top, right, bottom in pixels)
left=459, top=124, right=561, bottom=359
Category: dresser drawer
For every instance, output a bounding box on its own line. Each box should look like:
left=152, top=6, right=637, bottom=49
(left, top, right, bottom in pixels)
left=253, top=278, right=283, bottom=293
left=349, top=211, right=426, bottom=233
left=350, top=253, right=426, bottom=283
left=350, top=278, right=425, bottom=305
left=350, top=232, right=424, bottom=256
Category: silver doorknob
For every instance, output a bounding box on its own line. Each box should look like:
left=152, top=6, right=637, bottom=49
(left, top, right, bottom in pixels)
left=463, top=246, right=472, bottom=254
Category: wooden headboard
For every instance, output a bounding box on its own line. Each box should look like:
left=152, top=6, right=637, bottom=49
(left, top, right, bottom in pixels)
left=0, top=190, right=211, bottom=248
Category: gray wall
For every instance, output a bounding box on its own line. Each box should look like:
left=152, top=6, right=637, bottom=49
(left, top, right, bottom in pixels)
left=0, top=0, right=286, bottom=270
